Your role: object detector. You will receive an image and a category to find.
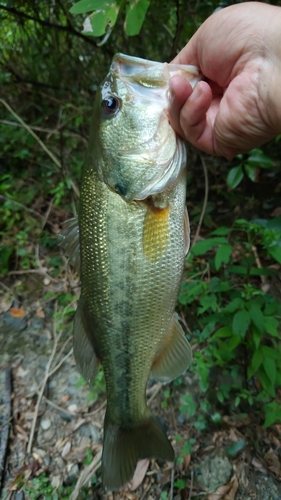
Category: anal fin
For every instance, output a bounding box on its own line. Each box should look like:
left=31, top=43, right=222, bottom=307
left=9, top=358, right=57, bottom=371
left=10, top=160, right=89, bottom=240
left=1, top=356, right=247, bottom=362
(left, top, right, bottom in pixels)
left=151, top=313, right=192, bottom=383
left=73, top=301, right=99, bottom=384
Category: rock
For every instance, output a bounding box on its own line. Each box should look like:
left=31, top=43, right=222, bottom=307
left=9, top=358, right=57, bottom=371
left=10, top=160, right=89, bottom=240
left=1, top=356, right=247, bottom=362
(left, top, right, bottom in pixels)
left=64, top=464, right=79, bottom=485
left=196, top=455, right=232, bottom=492
left=40, top=418, right=51, bottom=430
left=78, top=423, right=100, bottom=442
left=68, top=372, right=80, bottom=386
left=44, top=428, right=56, bottom=440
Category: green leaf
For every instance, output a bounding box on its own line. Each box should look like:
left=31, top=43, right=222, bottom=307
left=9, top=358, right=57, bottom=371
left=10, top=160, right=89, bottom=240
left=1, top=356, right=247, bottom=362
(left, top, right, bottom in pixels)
left=211, top=226, right=231, bottom=236
left=70, top=0, right=109, bottom=14
left=215, top=243, right=232, bottom=270
left=227, top=165, right=243, bottom=189
left=263, top=410, right=279, bottom=428
left=268, top=244, right=281, bottom=264
left=88, top=4, right=119, bottom=36
left=247, top=302, right=264, bottom=333
left=212, top=326, right=232, bottom=339
left=263, top=357, right=276, bottom=386
left=232, top=309, right=251, bottom=337
left=247, top=149, right=274, bottom=168
left=191, top=237, right=227, bottom=256
left=226, top=440, right=245, bottom=457
left=252, top=325, right=262, bottom=349
left=248, top=349, right=263, bottom=378
left=245, top=164, right=258, bottom=182
left=125, top=0, right=150, bottom=36
left=198, top=294, right=217, bottom=314
left=223, top=298, right=244, bottom=313
left=227, top=335, right=242, bottom=350
left=258, top=367, right=275, bottom=397
left=260, top=345, right=280, bottom=360
left=264, top=316, right=279, bottom=337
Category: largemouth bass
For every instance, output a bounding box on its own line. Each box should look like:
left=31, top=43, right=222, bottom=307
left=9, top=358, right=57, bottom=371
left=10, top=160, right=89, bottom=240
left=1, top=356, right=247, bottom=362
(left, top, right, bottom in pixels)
left=62, top=54, right=201, bottom=491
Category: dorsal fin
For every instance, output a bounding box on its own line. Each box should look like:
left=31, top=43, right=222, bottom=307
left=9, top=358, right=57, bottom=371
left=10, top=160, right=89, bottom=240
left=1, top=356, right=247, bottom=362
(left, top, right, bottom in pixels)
left=59, top=216, right=80, bottom=272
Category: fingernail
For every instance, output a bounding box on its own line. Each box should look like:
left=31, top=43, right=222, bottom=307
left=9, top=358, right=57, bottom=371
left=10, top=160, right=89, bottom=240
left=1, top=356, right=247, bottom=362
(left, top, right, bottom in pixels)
left=189, top=82, right=202, bottom=102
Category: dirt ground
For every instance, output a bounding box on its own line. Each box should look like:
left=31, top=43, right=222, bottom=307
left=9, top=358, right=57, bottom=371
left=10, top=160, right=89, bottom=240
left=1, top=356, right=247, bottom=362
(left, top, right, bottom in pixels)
left=0, top=275, right=281, bottom=500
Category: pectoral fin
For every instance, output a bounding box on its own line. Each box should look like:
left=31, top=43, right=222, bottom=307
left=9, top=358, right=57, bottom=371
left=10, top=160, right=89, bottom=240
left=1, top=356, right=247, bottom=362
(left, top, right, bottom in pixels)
left=151, top=313, right=192, bottom=383
left=143, top=202, right=170, bottom=261
left=59, top=216, right=80, bottom=272
left=73, top=302, right=99, bottom=385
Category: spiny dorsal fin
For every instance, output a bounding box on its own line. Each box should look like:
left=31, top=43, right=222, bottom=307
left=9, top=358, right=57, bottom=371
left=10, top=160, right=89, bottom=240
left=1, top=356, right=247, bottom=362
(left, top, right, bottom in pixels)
left=151, top=313, right=192, bottom=383
left=59, top=216, right=80, bottom=272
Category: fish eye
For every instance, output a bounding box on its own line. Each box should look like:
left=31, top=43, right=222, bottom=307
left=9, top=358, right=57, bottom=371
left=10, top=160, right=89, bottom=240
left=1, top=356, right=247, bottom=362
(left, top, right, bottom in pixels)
left=102, top=96, right=120, bottom=116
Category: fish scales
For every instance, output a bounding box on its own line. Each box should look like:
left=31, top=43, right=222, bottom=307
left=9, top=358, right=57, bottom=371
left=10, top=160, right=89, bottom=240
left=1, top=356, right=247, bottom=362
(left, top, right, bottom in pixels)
left=61, top=53, right=202, bottom=491
left=80, top=169, right=187, bottom=421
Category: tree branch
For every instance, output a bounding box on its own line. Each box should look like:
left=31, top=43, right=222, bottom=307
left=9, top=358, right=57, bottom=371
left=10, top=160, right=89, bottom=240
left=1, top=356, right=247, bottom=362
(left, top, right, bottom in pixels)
left=0, top=4, right=98, bottom=47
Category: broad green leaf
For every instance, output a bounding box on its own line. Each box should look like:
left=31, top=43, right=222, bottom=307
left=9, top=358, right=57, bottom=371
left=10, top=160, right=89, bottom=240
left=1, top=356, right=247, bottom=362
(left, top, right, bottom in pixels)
left=252, top=216, right=281, bottom=231
left=232, top=309, right=251, bottom=337
left=263, top=357, right=276, bottom=386
left=226, top=440, right=245, bottom=457
left=264, top=316, right=279, bottom=337
left=252, top=325, right=262, bottom=349
left=88, top=5, right=119, bottom=36
left=258, top=367, right=275, bottom=397
left=247, top=149, right=274, bottom=168
left=223, top=297, right=244, bottom=313
left=268, top=244, right=281, bottom=264
left=245, top=164, right=258, bottom=182
left=70, top=0, right=110, bottom=14
left=211, top=226, right=231, bottom=236
left=227, top=265, right=248, bottom=276
left=260, top=345, right=280, bottom=360
left=125, top=0, right=150, bottom=36
left=247, top=302, right=264, bottom=333
left=212, top=326, right=232, bottom=339
left=227, top=165, right=243, bottom=189
left=248, top=349, right=263, bottom=378
left=263, top=410, right=279, bottom=428
left=198, top=294, right=217, bottom=314
left=191, top=237, right=227, bottom=256
left=215, top=243, right=232, bottom=270
left=226, top=335, right=242, bottom=351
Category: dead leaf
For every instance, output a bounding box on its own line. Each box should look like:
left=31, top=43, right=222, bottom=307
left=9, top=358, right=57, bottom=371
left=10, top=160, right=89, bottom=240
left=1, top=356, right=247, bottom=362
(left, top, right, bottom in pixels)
left=251, top=457, right=267, bottom=473
left=225, top=477, right=239, bottom=500
left=129, top=459, right=149, bottom=491
left=62, top=441, right=71, bottom=458
left=208, top=482, right=232, bottom=500
left=265, top=450, right=281, bottom=476
left=183, top=453, right=191, bottom=470
left=36, top=306, right=45, bottom=318
left=9, top=306, right=25, bottom=318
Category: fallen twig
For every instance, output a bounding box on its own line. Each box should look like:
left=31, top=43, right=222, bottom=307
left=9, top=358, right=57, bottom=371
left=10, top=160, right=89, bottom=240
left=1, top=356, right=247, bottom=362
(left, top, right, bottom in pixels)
left=0, top=368, right=12, bottom=491
left=191, top=154, right=209, bottom=248
left=27, top=303, right=62, bottom=453
left=69, top=448, right=102, bottom=500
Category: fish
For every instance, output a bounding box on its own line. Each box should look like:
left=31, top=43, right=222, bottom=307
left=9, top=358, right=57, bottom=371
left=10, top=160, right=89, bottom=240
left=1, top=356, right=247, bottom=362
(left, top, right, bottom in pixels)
left=61, top=53, right=201, bottom=491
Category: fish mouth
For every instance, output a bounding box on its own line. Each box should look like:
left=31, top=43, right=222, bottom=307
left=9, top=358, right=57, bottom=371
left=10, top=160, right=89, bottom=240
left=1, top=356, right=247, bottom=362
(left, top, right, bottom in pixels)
left=111, top=53, right=202, bottom=91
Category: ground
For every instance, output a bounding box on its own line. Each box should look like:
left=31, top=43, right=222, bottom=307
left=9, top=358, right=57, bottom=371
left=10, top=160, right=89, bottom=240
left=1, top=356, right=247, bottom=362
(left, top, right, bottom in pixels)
left=0, top=273, right=281, bottom=500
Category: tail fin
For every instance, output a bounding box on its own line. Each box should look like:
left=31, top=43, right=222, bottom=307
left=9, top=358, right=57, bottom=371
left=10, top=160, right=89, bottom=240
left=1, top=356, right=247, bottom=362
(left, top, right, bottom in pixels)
left=101, top=413, right=175, bottom=491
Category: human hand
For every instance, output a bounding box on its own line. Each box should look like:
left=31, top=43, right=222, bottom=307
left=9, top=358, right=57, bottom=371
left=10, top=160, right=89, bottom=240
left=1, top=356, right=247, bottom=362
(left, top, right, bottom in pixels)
left=169, top=2, right=281, bottom=159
